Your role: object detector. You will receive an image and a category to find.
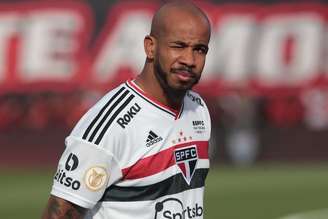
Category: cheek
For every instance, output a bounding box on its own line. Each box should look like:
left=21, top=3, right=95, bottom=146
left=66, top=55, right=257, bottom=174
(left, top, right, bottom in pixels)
left=196, top=56, right=206, bottom=70
left=159, top=50, right=178, bottom=69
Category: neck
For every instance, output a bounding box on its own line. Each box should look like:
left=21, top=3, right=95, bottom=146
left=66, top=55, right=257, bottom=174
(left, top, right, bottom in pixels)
left=134, top=66, right=185, bottom=111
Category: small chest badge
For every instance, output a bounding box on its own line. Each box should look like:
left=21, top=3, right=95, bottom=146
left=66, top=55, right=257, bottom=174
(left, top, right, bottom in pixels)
left=174, top=145, right=198, bottom=185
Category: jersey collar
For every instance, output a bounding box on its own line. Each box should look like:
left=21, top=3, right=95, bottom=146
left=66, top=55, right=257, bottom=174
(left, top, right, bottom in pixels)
left=126, top=80, right=183, bottom=119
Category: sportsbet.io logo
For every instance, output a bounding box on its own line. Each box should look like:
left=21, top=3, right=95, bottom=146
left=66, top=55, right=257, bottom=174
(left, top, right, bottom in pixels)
left=54, top=153, right=81, bottom=190
left=154, top=198, right=203, bottom=219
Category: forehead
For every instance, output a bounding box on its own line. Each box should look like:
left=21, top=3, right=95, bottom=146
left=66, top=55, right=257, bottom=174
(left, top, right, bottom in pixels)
left=160, top=10, right=210, bottom=44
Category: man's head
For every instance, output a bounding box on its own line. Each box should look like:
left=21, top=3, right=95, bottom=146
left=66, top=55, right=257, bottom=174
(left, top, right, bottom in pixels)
left=144, top=1, right=211, bottom=97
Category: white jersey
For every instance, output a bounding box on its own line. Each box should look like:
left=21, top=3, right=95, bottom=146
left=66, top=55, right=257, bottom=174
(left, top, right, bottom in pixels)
left=51, top=80, right=211, bottom=219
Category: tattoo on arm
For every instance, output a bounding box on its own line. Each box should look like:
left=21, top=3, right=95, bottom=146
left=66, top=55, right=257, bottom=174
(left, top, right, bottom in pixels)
left=42, top=195, right=87, bottom=219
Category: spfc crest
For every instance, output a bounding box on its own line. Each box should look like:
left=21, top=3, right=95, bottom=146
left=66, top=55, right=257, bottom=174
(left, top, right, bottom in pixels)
left=174, top=145, right=198, bottom=184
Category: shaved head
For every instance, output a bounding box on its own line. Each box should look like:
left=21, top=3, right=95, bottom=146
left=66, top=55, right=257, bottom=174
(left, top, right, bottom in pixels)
left=138, top=0, right=211, bottom=108
left=150, top=1, right=211, bottom=40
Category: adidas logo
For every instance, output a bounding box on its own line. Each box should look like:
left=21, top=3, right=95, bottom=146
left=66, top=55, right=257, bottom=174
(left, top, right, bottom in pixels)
left=146, top=130, right=163, bottom=147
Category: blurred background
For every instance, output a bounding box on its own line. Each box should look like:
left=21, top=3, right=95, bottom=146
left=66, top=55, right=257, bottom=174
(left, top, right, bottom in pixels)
left=0, top=0, right=328, bottom=219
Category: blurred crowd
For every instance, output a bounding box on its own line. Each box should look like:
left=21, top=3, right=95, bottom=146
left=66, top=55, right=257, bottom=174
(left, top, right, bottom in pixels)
left=0, top=91, right=310, bottom=131
left=0, top=90, right=101, bottom=132
left=1, top=88, right=328, bottom=165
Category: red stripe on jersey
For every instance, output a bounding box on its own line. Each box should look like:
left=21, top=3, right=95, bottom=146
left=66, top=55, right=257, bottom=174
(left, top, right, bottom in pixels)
left=122, top=141, right=208, bottom=180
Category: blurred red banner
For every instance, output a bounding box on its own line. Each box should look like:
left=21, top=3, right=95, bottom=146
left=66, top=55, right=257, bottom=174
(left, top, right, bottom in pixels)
left=1, top=1, right=328, bottom=96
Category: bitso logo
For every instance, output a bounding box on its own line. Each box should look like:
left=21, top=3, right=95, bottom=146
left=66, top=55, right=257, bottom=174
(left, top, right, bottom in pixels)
left=84, top=166, right=108, bottom=191
left=54, top=153, right=81, bottom=190
left=174, top=146, right=198, bottom=184
left=154, top=198, right=203, bottom=219
left=65, top=153, right=79, bottom=171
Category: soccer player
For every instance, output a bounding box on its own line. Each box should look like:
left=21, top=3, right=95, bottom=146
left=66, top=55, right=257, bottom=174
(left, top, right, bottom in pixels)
left=42, top=1, right=212, bottom=218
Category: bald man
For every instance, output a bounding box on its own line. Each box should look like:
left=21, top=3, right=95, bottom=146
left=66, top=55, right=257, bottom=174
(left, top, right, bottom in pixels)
left=42, top=1, right=211, bottom=219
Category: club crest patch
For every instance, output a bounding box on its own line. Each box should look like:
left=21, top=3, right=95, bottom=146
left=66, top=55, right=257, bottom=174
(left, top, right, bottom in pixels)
left=174, top=145, right=198, bottom=185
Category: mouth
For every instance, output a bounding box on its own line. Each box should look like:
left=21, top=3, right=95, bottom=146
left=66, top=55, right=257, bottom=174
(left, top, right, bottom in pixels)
left=172, top=69, right=195, bottom=82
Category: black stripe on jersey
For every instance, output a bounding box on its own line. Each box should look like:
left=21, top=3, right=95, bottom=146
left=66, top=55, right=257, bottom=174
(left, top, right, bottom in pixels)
left=177, top=102, right=184, bottom=119
left=125, top=82, right=176, bottom=117
left=95, top=94, right=135, bottom=145
left=100, top=168, right=208, bottom=202
left=88, top=90, right=130, bottom=142
left=82, top=87, right=126, bottom=140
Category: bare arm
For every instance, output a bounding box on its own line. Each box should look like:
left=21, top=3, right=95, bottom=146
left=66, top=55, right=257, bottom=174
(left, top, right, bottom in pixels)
left=41, top=195, right=87, bottom=219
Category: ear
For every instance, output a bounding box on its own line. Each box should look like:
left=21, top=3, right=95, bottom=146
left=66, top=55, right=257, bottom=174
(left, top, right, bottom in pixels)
left=144, top=35, right=156, bottom=59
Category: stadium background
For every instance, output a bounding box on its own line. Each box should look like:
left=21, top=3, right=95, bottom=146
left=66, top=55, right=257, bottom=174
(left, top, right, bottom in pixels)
left=0, top=0, right=328, bottom=218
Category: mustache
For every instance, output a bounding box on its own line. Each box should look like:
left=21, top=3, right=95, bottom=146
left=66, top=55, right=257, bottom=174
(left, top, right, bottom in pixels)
left=171, top=67, right=195, bottom=76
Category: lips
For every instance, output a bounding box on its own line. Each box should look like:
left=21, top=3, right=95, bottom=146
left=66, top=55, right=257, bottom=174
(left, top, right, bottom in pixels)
left=172, top=69, right=195, bottom=81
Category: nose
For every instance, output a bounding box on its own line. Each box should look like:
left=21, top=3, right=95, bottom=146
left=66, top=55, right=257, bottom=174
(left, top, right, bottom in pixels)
left=179, top=48, right=196, bottom=68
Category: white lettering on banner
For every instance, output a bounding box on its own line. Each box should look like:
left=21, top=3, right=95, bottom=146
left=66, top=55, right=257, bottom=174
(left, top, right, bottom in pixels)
left=0, top=13, right=20, bottom=82
left=256, top=14, right=323, bottom=86
left=0, top=3, right=91, bottom=87
left=93, top=12, right=152, bottom=82
left=18, top=11, right=85, bottom=81
left=204, top=15, right=256, bottom=82
left=93, top=5, right=326, bottom=90
left=1, top=2, right=328, bottom=94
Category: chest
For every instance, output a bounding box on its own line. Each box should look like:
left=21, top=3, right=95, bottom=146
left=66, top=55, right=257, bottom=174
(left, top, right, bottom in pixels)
left=126, top=106, right=208, bottom=153
left=117, top=108, right=209, bottom=182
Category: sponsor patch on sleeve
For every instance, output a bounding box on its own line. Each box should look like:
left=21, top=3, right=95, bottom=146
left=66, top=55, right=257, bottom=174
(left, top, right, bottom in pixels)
left=84, top=166, right=109, bottom=191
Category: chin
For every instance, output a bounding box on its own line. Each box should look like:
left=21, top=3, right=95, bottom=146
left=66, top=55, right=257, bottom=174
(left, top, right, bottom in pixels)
left=176, top=80, right=198, bottom=90
left=170, top=83, right=194, bottom=93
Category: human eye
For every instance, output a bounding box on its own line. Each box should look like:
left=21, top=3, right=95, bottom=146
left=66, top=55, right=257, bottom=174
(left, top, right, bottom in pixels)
left=171, top=44, right=183, bottom=48
left=170, top=41, right=187, bottom=49
left=194, top=46, right=208, bottom=55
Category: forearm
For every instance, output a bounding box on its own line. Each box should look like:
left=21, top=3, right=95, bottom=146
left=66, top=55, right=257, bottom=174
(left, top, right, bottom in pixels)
left=41, top=195, right=87, bottom=219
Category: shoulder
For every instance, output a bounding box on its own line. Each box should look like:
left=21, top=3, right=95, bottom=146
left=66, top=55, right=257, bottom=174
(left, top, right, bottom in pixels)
left=69, top=83, right=132, bottom=145
left=185, top=90, right=211, bottom=126
left=185, top=90, right=206, bottom=108
left=68, top=82, right=147, bottom=150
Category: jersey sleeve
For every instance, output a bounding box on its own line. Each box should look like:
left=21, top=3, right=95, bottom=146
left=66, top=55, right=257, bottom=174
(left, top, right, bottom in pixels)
left=202, top=97, right=212, bottom=141
left=50, top=136, right=122, bottom=209
left=188, top=90, right=212, bottom=140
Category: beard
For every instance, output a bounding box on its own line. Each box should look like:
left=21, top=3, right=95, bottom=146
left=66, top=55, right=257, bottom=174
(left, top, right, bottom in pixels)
left=154, top=58, right=200, bottom=100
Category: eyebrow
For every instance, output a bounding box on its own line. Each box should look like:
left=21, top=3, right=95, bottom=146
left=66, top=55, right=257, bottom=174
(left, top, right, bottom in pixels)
left=170, top=41, right=208, bottom=50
